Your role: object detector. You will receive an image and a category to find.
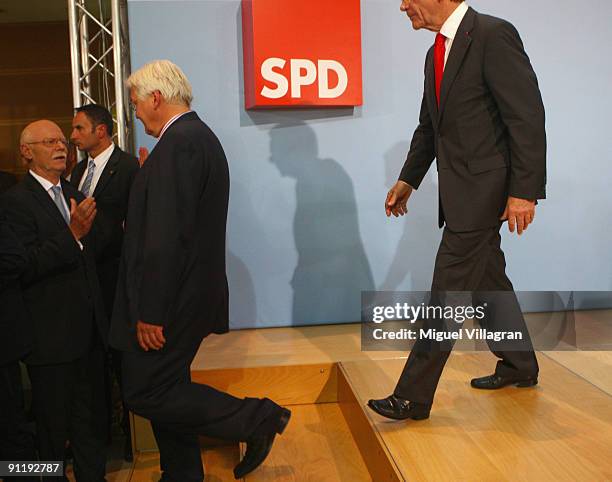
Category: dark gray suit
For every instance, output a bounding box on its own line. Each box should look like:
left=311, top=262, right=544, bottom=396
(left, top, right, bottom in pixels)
left=70, top=144, right=139, bottom=457
left=1, top=176, right=108, bottom=481
left=111, top=112, right=283, bottom=481
left=0, top=219, right=37, bottom=480
left=70, top=146, right=139, bottom=315
left=394, top=8, right=545, bottom=404
left=0, top=170, right=18, bottom=193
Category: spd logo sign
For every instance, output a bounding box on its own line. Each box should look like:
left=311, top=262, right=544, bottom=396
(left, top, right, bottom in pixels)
left=241, top=0, right=363, bottom=109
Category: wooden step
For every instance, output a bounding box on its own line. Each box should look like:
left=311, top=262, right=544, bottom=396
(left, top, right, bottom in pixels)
left=127, top=403, right=371, bottom=482
left=130, top=444, right=240, bottom=482
left=243, top=403, right=371, bottom=481
left=340, top=352, right=612, bottom=481
left=124, top=321, right=612, bottom=481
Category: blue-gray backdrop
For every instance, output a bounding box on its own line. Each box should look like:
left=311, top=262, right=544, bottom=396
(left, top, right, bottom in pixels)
left=127, top=0, right=612, bottom=328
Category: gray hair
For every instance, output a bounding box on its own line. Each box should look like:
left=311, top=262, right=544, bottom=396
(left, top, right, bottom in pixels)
left=127, top=60, right=193, bottom=106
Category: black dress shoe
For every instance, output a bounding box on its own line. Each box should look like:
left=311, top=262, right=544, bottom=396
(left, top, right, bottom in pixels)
left=233, top=407, right=291, bottom=479
left=367, top=395, right=431, bottom=421
left=471, top=373, right=538, bottom=390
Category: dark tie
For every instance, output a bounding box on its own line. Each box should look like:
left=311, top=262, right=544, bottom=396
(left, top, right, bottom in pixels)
left=51, top=186, right=70, bottom=224
left=434, top=33, right=446, bottom=106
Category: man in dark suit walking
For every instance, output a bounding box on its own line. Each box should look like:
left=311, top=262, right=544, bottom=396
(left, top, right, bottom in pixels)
left=1, top=120, right=109, bottom=480
left=70, top=104, right=139, bottom=459
left=368, top=0, right=545, bottom=421
left=111, top=60, right=290, bottom=481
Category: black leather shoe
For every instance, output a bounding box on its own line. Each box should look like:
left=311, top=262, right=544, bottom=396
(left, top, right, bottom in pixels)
left=233, top=407, right=291, bottom=479
left=367, top=395, right=431, bottom=420
left=471, top=374, right=538, bottom=390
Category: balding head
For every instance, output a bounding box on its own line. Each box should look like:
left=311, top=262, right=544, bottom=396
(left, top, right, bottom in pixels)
left=20, top=120, right=64, bottom=145
left=20, top=120, right=68, bottom=184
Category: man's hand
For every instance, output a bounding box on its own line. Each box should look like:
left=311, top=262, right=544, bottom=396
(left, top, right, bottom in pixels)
left=138, top=147, right=149, bottom=167
left=136, top=320, right=166, bottom=351
left=500, top=196, right=536, bottom=235
left=385, top=180, right=413, bottom=217
left=63, top=142, right=78, bottom=179
left=69, top=198, right=96, bottom=240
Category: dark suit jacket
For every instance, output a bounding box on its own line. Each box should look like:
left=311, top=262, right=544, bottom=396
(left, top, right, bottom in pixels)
left=0, top=174, right=108, bottom=365
left=69, top=146, right=139, bottom=315
left=0, top=219, right=32, bottom=364
left=399, top=8, right=546, bottom=232
left=110, top=112, right=230, bottom=352
left=0, top=170, right=18, bottom=194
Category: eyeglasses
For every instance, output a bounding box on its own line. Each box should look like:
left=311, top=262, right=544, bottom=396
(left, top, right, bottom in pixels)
left=26, top=138, right=69, bottom=148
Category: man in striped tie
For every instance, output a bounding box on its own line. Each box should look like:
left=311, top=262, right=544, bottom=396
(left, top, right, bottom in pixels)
left=1, top=119, right=109, bottom=480
left=69, top=105, right=139, bottom=460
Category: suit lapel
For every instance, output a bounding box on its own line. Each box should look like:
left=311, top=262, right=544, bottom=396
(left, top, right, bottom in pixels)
left=93, top=146, right=120, bottom=197
left=24, top=174, right=68, bottom=228
left=438, top=8, right=476, bottom=120
left=60, top=178, right=77, bottom=210
left=70, top=159, right=86, bottom=189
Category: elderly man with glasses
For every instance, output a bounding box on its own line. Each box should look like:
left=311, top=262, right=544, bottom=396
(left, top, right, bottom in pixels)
left=0, top=119, right=109, bottom=481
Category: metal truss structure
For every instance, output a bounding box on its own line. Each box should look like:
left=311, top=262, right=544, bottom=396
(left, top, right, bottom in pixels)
left=67, top=0, right=132, bottom=151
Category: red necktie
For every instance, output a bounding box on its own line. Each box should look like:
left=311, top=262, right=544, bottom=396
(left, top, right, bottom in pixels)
left=434, top=33, right=446, bottom=106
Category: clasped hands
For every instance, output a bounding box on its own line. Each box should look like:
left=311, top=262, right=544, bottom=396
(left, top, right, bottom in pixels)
left=385, top=180, right=536, bottom=235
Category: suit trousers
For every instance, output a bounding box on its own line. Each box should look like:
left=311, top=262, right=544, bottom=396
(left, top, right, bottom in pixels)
left=121, top=341, right=283, bottom=482
left=27, top=346, right=107, bottom=482
left=0, top=360, right=38, bottom=482
left=394, top=224, right=539, bottom=404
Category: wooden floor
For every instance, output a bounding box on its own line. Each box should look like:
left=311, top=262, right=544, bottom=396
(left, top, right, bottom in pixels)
left=190, top=322, right=407, bottom=370
left=127, top=403, right=371, bottom=482
left=544, top=350, right=612, bottom=395
left=241, top=403, right=370, bottom=481
left=342, top=352, right=612, bottom=481
left=101, top=310, right=612, bottom=482
left=130, top=446, right=239, bottom=482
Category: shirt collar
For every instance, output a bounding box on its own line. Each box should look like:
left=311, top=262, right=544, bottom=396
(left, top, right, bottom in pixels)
left=29, top=169, right=60, bottom=192
left=89, top=142, right=115, bottom=166
left=440, top=1, right=469, bottom=41
left=158, top=110, right=192, bottom=139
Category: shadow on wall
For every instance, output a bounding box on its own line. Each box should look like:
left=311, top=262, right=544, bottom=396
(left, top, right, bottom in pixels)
left=227, top=250, right=257, bottom=327
left=269, top=122, right=375, bottom=325
left=379, top=142, right=440, bottom=291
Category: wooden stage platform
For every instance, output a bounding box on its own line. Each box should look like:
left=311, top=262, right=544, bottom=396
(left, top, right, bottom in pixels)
left=104, top=310, right=612, bottom=482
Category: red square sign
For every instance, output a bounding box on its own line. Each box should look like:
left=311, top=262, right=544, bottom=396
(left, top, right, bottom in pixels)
left=241, top=0, right=363, bottom=109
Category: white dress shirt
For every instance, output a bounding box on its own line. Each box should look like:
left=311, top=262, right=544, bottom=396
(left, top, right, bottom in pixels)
left=78, top=142, right=115, bottom=195
left=439, top=1, right=469, bottom=68
left=29, top=170, right=71, bottom=220
left=158, top=111, right=192, bottom=139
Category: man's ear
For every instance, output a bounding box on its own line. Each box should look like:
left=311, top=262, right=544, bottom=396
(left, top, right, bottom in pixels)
left=95, top=123, right=107, bottom=140
left=20, top=143, right=33, bottom=162
left=152, top=90, right=162, bottom=109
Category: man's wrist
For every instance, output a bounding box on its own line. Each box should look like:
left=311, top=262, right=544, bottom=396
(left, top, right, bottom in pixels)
left=69, top=227, right=84, bottom=250
left=69, top=226, right=80, bottom=241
